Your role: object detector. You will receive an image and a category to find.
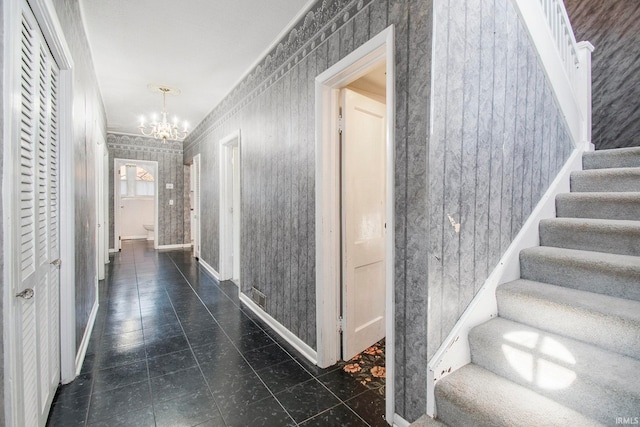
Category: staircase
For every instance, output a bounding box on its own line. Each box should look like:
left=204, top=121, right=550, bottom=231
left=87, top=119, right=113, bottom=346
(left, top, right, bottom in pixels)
left=432, top=147, right=640, bottom=426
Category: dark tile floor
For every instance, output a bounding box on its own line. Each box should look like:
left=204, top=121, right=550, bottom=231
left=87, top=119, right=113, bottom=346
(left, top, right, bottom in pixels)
left=46, top=240, right=387, bottom=426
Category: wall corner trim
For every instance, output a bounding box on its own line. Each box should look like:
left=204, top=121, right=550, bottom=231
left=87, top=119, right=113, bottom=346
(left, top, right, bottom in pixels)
left=239, top=293, right=318, bottom=365
left=198, top=258, right=220, bottom=280
left=71, top=299, right=99, bottom=380
left=392, top=414, right=411, bottom=427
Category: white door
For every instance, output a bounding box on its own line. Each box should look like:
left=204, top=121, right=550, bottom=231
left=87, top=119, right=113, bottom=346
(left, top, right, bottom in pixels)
left=96, top=141, right=106, bottom=280
left=193, top=154, right=201, bottom=259
left=231, top=145, right=241, bottom=282
left=13, top=3, right=61, bottom=424
left=341, top=88, right=386, bottom=360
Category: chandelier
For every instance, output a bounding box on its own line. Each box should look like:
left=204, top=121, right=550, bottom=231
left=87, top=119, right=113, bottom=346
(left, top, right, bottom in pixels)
left=139, top=85, right=189, bottom=141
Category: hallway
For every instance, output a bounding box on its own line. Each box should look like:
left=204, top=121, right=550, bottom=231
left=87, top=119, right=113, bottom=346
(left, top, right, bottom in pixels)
left=46, top=241, right=385, bottom=426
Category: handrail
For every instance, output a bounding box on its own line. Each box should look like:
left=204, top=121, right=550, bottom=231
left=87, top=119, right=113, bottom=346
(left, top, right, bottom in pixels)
left=512, top=0, right=593, bottom=150
left=539, top=0, right=581, bottom=95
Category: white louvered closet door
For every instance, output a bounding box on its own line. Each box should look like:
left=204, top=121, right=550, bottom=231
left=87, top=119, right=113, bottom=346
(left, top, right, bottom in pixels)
left=14, top=2, right=61, bottom=426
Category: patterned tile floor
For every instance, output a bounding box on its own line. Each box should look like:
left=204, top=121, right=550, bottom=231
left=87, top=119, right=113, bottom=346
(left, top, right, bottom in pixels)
left=46, top=240, right=387, bottom=426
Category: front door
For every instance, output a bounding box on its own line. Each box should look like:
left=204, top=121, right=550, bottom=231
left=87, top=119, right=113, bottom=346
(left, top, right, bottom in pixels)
left=341, top=88, right=387, bottom=360
left=13, top=2, right=61, bottom=424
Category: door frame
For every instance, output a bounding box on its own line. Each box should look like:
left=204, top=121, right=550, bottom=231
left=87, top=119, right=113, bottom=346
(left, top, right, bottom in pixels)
left=219, top=130, right=242, bottom=284
left=2, top=0, right=76, bottom=419
left=192, top=154, right=202, bottom=259
left=96, top=135, right=106, bottom=280
left=113, top=159, right=159, bottom=249
left=314, top=25, right=395, bottom=420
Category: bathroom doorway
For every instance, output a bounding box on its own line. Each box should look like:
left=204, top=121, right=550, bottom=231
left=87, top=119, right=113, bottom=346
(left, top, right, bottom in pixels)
left=114, top=159, right=159, bottom=250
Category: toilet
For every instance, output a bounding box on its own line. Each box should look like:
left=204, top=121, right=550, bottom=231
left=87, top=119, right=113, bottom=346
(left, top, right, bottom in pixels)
left=143, top=224, right=154, bottom=241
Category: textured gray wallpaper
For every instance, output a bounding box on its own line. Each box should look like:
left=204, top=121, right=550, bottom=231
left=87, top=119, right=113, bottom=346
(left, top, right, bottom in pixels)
left=51, top=0, right=107, bottom=353
left=107, top=134, right=189, bottom=248
left=565, top=0, right=640, bottom=150
left=184, top=0, right=432, bottom=420
left=429, top=0, right=573, bottom=360
left=0, top=2, right=5, bottom=419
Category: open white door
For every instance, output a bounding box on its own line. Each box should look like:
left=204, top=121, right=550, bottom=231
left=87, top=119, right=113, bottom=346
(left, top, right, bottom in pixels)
left=192, top=154, right=201, bottom=259
left=341, top=88, right=386, bottom=361
left=10, top=3, right=61, bottom=423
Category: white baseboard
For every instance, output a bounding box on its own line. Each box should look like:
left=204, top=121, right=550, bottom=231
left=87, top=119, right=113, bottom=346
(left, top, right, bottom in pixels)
left=426, top=148, right=584, bottom=416
left=74, top=298, right=99, bottom=377
left=122, top=235, right=147, bottom=240
left=157, top=243, right=192, bottom=250
left=393, top=414, right=411, bottom=427
left=199, top=258, right=220, bottom=280
left=240, top=293, right=318, bottom=365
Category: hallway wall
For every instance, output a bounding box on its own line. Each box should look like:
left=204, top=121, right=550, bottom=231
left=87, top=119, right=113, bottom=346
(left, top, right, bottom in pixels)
left=565, top=0, right=640, bottom=150
left=429, top=0, right=574, bottom=359
left=107, top=133, right=189, bottom=248
left=51, top=0, right=107, bottom=354
left=183, top=0, right=432, bottom=420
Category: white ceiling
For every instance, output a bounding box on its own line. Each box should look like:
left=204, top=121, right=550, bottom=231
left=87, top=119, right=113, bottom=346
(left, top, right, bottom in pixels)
left=80, top=0, right=313, bottom=136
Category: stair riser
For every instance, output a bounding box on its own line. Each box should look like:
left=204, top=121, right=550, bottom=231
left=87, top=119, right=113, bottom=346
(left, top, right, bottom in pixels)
left=496, top=288, right=640, bottom=359
left=583, top=147, right=640, bottom=170
left=570, top=172, right=640, bottom=192
left=539, top=221, right=640, bottom=257
left=469, top=327, right=640, bottom=423
left=520, top=252, right=640, bottom=301
left=556, top=196, right=640, bottom=221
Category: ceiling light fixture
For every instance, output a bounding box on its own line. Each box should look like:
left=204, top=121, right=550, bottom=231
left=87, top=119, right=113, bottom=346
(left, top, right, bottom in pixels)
left=139, top=85, right=189, bottom=141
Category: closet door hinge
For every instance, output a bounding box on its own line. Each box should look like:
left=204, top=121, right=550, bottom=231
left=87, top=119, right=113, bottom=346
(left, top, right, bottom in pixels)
left=338, top=108, right=343, bottom=135
left=338, top=316, right=344, bottom=333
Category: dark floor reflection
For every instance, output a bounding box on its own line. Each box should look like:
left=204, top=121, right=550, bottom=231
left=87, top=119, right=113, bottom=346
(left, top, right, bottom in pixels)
left=47, top=240, right=386, bottom=426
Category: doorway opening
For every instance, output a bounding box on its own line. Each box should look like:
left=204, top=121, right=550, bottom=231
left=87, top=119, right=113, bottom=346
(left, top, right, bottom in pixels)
left=315, top=26, right=395, bottom=421
left=191, top=154, right=201, bottom=259
left=114, top=159, right=158, bottom=250
left=219, top=130, right=242, bottom=285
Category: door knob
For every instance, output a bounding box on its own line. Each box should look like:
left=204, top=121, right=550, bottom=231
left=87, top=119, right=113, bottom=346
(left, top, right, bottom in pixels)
left=16, top=288, right=34, bottom=299
left=51, top=258, right=62, bottom=267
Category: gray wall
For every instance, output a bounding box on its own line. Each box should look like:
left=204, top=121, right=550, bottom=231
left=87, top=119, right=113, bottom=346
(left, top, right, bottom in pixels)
left=107, top=134, right=189, bottom=248
left=183, top=0, right=574, bottom=421
left=565, top=0, right=640, bottom=150
left=428, top=0, right=573, bottom=368
left=183, top=0, right=432, bottom=420
left=51, top=0, right=107, bottom=354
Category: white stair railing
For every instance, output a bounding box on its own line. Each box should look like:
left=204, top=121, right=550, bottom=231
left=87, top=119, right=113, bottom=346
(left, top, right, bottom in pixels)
left=513, top=0, right=594, bottom=150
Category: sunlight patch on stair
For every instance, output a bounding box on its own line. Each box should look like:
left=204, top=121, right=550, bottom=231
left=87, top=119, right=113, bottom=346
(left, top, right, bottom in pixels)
left=502, top=331, right=576, bottom=390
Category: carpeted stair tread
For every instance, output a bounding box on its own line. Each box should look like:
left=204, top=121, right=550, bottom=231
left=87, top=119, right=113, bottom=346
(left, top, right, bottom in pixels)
left=556, top=192, right=640, bottom=221
left=434, top=364, right=602, bottom=427
left=497, top=279, right=640, bottom=358
left=469, top=317, right=640, bottom=423
left=570, top=167, right=640, bottom=192
left=520, top=246, right=640, bottom=301
left=539, top=217, right=640, bottom=256
left=583, top=146, right=640, bottom=170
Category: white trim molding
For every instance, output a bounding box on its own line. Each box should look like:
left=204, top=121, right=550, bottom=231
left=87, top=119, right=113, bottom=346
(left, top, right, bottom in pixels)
left=198, top=258, right=220, bottom=280
left=218, top=130, right=242, bottom=282
left=240, top=293, right=318, bottom=364
left=314, top=25, right=396, bottom=422
left=157, top=243, right=192, bottom=250
left=73, top=300, right=99, bottom=376
left=426, top=148, right=585, bottom=416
